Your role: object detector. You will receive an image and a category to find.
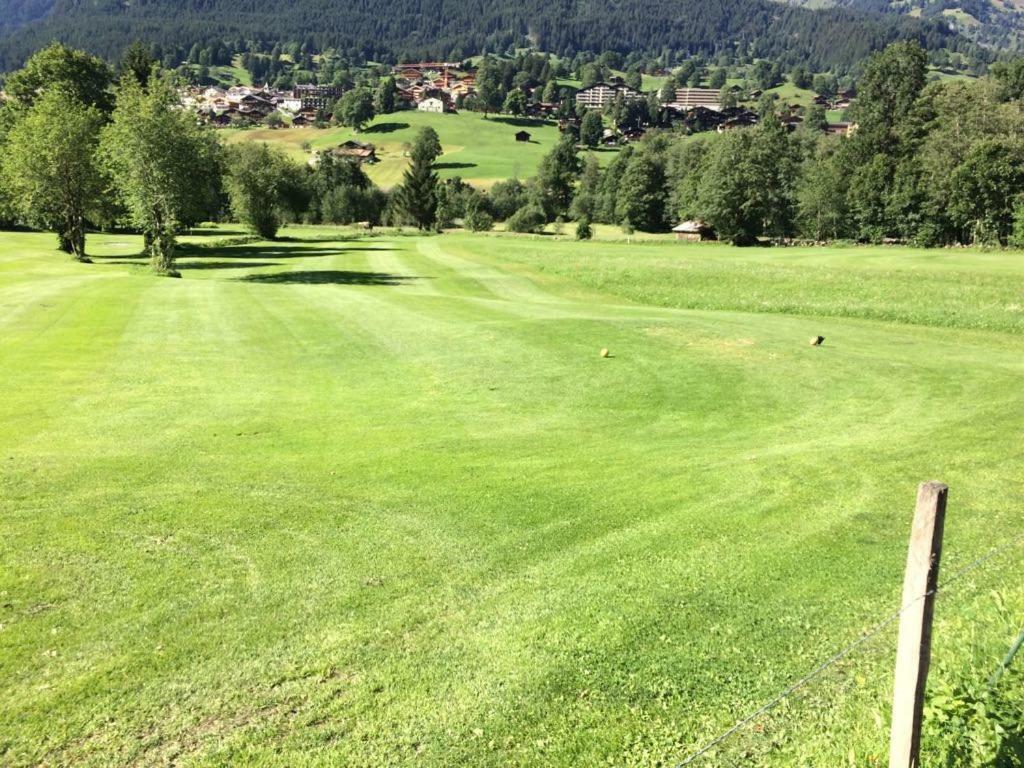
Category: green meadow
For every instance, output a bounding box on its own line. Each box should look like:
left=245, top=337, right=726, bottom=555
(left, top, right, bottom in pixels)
left=1, top=227, right=1022, bottom=766
left=223, top=111, right=599, bottom=188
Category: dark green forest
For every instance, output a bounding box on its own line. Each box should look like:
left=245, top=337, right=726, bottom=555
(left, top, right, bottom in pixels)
left=0, top=0, right=969, bottom=71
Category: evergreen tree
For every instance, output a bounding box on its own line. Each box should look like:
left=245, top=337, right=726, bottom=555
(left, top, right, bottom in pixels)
left=395, top=128, right=440, bottom=229
left=120, top=40, right=156, bottom=87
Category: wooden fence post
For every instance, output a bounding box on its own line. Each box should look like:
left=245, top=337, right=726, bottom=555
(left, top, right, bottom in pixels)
left=889, top=481, right=948, bottom=768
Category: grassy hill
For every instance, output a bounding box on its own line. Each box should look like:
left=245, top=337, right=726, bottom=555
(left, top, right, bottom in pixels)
left=1, top=226, right=1022, bottom=766
left=223, top=111, right=614, bottom=188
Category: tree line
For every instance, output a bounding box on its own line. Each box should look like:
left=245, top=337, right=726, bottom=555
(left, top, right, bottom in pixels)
left=3, top=41, right=1024, bottom=278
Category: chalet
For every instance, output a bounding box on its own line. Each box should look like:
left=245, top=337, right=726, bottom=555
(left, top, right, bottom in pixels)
left=331, top=140, right=378, bottom=163
left=672, top=220, right=715, bottom=242
left=780, top=114, right=804, bottom=132
left=717, top=113, right=759, bottom=132
left=575, top=82, right=644, bottom=109
left=514, top=130, right=532, bottom=142
left=826, top=122, right=856, bottom=137
left=417, top=96, right=449, bottom=113
left=671, top=88, right=721, bottom=111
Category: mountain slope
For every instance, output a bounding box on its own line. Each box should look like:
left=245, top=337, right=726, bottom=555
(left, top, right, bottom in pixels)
left=782, top=0, right=1024, bottom=50
left=0, top=0, right=961, bottom=71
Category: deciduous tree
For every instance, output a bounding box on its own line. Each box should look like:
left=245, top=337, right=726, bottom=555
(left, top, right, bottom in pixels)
left=2, top=89, right=105, bottom=260
left=99, top=73, right=222, bottom=275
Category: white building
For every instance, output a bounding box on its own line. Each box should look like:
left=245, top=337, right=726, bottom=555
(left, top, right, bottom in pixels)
left=417, top=97, right=447, bottom=114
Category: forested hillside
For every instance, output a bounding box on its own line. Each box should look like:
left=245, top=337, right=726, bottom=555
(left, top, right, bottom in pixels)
left=0, top=0, right=964, bottom=71
left=782, top=0, right=1024, bottom=51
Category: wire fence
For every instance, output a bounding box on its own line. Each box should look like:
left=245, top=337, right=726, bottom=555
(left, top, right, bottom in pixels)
left=674, top=531, right=1024, bottom=767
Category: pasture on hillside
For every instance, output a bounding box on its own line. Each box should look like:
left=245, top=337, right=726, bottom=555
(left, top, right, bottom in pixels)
left=1, top=227, right=1022, bottom=766
left=222, top=111, right=611, bottom=188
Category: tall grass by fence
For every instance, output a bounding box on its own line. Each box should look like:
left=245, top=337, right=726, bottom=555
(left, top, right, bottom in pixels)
left=673, top=485, right=1024, bottom=768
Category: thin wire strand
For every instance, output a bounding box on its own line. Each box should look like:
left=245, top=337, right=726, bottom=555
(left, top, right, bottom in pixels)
left=675, top=532, right=1024, bottom=767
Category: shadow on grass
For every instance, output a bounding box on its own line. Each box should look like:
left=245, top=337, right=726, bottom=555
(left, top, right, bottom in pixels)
left=365, top=122, right=410, bottom=134
left=174, top=242, right=348, bottom=260
left=487, top=116, right=549, bottom=128
left=237, top=270, right=423, bottom=286
left=184, top=228, right=249, bottom=238
left=177, top=261, right=282, bottom=270
left=434, top=161, right=477, bottom=171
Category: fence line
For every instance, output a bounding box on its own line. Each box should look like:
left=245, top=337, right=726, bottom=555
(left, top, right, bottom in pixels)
left=674, top=531, right=1024, bottom=767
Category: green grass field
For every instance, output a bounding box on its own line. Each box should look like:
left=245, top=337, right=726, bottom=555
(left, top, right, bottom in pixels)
left=223, top=111, right=596, bottom=188
left=1, top=227, right=1022, bottom=766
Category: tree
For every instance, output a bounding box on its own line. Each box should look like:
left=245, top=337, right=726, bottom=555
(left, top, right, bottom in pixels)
left=575, top=218, right=593, bottom=240
left=99, top=73, right=222, bottom=275
left=537, top=133, right=581, bottom=218
left=948, top=139, right=1024, bottom=245
left=709, top=68, right=727, bottom=90
left=475, top=58, right=504, bottom=117
left=541, top=80, right=559, bottom=104
left=803, top=104, right=828, bottom=132
left=505, top=203, right=546, bottom=233
left=570, top=154, right=602, bottom=222
left=991, top=59, right=1024, bottom=103
left=579, top=63, right=603, bottom=89
left=659, top=79, right=677, bottom=104
left=374, top=76, right=397, bottom=114
left=615, top=152, right=666, bottom=231
left=2, top=89, right=105, bottom=260
left=797, top=148, right=848, bottom=241
left=503, top=89, right=527, bottom=116
left=5, top=43, right=113, bottom=112
left=624, top=70, right=643, bottom=91
left=789, top=67, right=812, bottom=90
left=224, top=143, right=302, bottom=239
left=334, top=87, right=375, bottom=131
left=488, top=178, right=528, bottom=220
left=411, top=126, right=443, bottom=164
left=580, top=110, right=604, bottom=148
left=120, top=40, right=156, bottom=87
left=464, top=197, right=494, bottom=231
left=394, top=128, right=440, bottom=229
left=852, top=41, right=927, bottom=154
left=696, top=116, right=799, bottom=244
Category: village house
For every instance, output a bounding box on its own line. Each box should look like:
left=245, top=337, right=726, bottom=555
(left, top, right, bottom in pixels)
left=826, top=121, right=856, bottom=136
left=417, top=96, right=449, bottom=113
left=329, top=140, right=379, bottom=163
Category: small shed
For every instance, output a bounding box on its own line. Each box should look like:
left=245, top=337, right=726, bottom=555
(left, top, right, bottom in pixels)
left=672, top=220, right=715, bottom=242
left=514, top=130, right=531, bottom=142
